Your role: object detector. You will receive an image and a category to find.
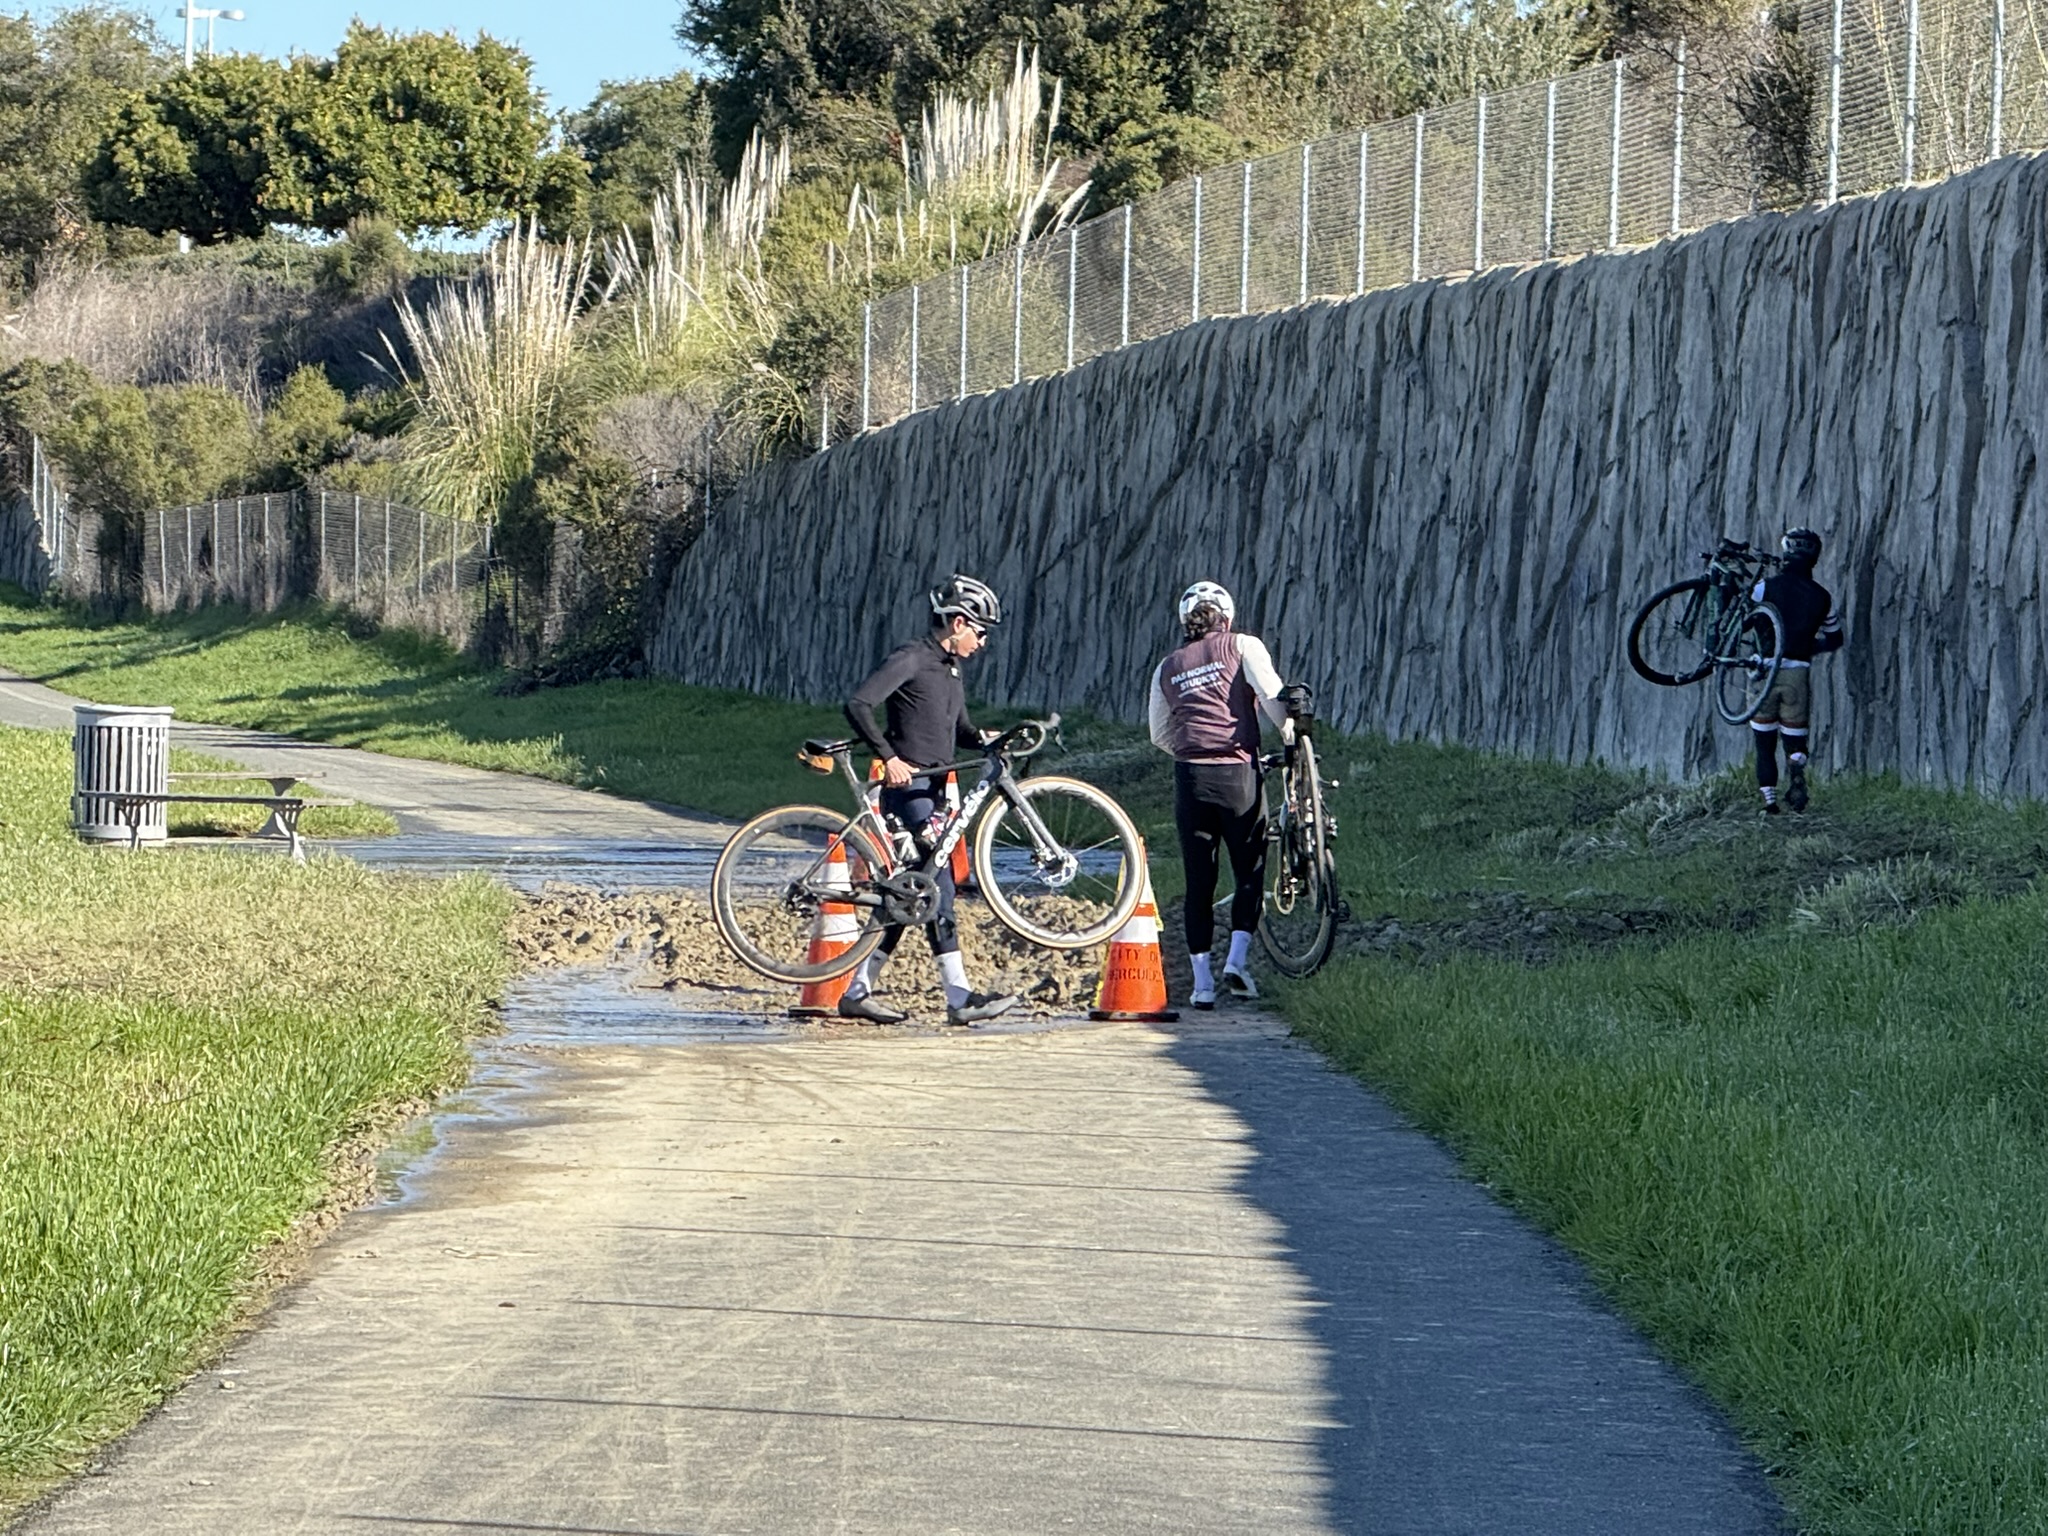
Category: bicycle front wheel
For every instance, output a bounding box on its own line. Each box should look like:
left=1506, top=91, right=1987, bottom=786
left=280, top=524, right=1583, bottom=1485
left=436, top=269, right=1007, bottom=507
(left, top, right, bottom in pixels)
left=710, top=805, right=891, bottom=985
left=972, top=776, right=1145, bottom=950
left=1259, top=739, right=1338, bottom=977
left=1626, top=578, right=1715, bottom=687
left=1714, top=601, right=1784, bottom=725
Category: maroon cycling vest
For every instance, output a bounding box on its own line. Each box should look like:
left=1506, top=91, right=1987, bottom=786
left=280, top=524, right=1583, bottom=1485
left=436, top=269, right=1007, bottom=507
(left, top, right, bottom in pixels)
left=1158, top=632, right=1261, bottom=763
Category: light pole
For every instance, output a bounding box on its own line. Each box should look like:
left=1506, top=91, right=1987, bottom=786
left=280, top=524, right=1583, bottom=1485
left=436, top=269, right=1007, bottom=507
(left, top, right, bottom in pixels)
left=179, top=7, right=245, bottom=68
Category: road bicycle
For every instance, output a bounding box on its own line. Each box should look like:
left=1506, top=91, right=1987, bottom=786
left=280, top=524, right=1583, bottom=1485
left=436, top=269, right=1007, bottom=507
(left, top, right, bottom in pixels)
left=1257, top=685, right=1346, bottom=977
left=710, top=715, right=1146, bottom=985
left=1626, top=539, right=1786, bottom=725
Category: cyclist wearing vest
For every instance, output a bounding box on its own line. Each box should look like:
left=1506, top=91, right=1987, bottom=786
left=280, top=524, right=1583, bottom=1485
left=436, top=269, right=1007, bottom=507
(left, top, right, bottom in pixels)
left=839, top=575, right=1020, bottom=1027
left=1149, top=581, right=1291, bottom=1009
left=1751, top=528, right=1844, bottom=813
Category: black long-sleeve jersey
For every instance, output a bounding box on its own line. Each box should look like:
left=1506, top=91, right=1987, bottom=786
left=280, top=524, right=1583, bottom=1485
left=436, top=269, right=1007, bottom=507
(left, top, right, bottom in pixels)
left=1753, top=569, right=1844, bottom=662
left=846, top=633, right=981, bottom=768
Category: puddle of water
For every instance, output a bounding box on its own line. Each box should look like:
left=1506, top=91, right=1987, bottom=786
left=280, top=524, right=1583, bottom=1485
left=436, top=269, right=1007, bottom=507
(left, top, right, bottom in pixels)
left=336, top=832, right=1107, bottom=1204
left=324, top=835, right=720, bottom=892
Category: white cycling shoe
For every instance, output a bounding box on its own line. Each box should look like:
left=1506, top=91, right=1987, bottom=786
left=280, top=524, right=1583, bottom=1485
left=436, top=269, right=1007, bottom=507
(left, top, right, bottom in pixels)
left=1222, top=964, right=1259, bottom=1000
left=1190, top=980, right=1217, bottom=1011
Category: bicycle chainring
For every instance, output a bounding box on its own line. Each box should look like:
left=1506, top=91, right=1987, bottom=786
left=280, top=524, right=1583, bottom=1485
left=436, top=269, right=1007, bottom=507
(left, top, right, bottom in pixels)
left=876, top=868, right=942, bottom=926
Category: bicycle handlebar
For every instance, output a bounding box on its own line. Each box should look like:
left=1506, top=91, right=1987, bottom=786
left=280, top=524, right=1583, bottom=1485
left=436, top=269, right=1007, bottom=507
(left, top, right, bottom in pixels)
left=988, top=712, right=1061, bottom=758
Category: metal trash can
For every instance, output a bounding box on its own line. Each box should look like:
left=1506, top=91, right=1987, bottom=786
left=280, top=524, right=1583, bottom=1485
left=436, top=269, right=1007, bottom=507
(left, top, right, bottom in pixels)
left=73, top=704, right=173, bottom=844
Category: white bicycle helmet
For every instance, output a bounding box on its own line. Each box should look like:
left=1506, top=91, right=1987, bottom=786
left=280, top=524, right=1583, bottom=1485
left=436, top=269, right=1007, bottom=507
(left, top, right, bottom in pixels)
left=930, top=573, right=1002, bottom=628
left=1178, top=581, right=1235, bottom=627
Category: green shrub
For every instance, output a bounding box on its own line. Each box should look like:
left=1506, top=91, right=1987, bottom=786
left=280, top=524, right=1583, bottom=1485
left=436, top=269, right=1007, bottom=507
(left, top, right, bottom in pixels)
left=255, top=365, right=350, bottom=487
left=312, top=217, right=413, bottom=300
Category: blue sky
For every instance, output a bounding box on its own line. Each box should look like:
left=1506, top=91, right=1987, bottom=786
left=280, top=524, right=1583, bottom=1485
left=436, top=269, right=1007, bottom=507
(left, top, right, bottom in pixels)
left=107, top=2, right=704, bottom=115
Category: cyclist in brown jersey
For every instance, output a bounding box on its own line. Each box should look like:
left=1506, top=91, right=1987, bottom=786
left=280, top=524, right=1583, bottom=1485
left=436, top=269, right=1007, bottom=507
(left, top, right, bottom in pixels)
left=1149, top=581, right=1291, bottom=1009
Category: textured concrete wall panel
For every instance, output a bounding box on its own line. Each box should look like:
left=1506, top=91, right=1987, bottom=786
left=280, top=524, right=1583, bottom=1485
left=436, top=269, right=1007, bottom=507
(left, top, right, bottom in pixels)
left=656, top=155, right=2048, bottom=798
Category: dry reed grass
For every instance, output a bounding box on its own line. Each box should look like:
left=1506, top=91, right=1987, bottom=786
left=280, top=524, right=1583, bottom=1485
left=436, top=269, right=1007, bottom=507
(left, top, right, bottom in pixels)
left=0, top=259, right=290, bottom=404
left=389, top=222, right=592, bottom=521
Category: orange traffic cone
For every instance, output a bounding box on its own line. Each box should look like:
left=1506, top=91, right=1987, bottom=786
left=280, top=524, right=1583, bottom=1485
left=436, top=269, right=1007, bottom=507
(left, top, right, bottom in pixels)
left=790, top=836, right=861, bottom=1017
left=946, top=771, right=972, bottom=889
left=1089, top=846, right=1179, bottom=1022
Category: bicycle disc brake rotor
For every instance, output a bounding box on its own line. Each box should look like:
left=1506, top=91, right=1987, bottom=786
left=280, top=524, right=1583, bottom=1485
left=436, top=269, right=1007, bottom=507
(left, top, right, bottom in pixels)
left=1030, top=848, right=1079, bottom=889
left=876, top=868, right=941, bottom=926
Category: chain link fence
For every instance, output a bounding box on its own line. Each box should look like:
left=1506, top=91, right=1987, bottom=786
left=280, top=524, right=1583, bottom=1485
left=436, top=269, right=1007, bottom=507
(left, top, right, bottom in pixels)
left=142, top=489, right=491, bottom=644
left=839, top=1, right=2045, bottom=441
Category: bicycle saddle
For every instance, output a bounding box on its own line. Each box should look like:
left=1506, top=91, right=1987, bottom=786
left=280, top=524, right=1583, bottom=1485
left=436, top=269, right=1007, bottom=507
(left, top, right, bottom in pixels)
left=801, top=736, right=856, bottom=757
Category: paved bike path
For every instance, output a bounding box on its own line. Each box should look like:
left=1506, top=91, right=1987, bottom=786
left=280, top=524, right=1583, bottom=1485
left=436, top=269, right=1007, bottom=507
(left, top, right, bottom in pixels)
left=1, top=675, right=1789, bottom=1534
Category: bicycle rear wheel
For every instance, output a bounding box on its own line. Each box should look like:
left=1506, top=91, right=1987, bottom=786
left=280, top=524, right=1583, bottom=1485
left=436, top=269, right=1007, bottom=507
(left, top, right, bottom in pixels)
left=1714, top=601, right=1784, bottom=725
left=711, top=805, right=891, bottom=985
left=1259, top=740, right=1338, bottom=977
left=1626, top=578, right=1716, bottom=687
left=972, top=775, right=1145, bottom=950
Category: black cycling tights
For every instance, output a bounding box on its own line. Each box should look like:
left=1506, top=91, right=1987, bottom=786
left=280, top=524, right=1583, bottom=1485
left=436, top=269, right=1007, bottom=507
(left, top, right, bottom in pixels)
left=876, top=776, right=958, bottom=958
left=1753, top=726, right=1811, bottom=788
left=1174, top=762, right=1266, bottom=957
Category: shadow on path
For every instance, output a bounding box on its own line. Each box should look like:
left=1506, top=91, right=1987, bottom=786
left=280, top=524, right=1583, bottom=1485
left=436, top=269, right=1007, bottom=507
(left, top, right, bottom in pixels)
left=1163, top=1022, right=1791, bottom=1536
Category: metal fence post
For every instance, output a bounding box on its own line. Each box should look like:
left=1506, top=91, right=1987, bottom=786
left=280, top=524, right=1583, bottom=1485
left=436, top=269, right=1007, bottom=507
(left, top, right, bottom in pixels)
left=1992, top=0, right=2006, bottom=158
left=1826, top=0, right=1845, bottom=203
left=1011, top=244, right=1023, bottom=386
left=1065, top=225, right=1078, bottom=369
left=1355, top=129, right=1369, bottom=294
left=861, top=301, right=873, bottom=427
left=1191, top=173, right=1204, bottom=322
left=1902, top=0, right=1921, bottom=181
left=1474, top=94, right=1488, bottom=270
left=958, top=265, right=969, bottom=400
left=1544, top=80, right=1558, bottom=259
left=1671, top=38, right=1687, bottom=235
left=1298, top=142, right=1312, bottom=303
left=1608, top=59, right=1625, bottom=249
left=1120, top=203, right=1132, bottom=347
left=1239, top=161, right=1252, bottom=313
left=1410, top=111, right=1425, bottom=282
left=909, top=283, right=921, bottom=411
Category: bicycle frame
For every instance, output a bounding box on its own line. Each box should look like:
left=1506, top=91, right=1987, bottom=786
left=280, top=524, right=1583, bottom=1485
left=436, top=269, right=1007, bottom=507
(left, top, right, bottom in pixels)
left=822, top=722, right=1068, bottom=886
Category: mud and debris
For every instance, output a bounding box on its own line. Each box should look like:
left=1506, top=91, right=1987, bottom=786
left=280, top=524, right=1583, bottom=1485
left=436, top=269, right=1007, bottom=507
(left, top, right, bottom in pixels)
left=508, top=882, right=1120, bottom=1020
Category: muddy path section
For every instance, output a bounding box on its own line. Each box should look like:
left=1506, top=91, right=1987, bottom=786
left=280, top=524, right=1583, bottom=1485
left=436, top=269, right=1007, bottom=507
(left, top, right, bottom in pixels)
left=506, top=883, right=1121, bottom=1020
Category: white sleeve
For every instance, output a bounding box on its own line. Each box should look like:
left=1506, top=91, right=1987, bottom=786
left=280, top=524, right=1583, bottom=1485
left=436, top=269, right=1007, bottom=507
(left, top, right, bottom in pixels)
left=1147, top=662, right=1174, bottom=753
left=1236, top=635, right=1290, bottom=729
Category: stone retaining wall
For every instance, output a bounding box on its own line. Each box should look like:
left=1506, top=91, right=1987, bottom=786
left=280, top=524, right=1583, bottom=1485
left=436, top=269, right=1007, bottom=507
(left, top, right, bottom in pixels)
left=656, top=153, right=2048, bottom=798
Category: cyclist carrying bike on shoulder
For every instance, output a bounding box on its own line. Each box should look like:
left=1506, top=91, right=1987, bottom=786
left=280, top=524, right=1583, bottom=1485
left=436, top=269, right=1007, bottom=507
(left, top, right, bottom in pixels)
left=1149, top=581, right=1291, bottom=1010
left=1751, top=528, right=1844, bottom=813
left=838, top=575, right=1021, bottom=1026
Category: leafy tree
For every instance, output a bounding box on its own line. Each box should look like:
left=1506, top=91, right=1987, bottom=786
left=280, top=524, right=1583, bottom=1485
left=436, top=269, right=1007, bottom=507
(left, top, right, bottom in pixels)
left=86, top=54, right=293, bottom=243
left=270, top=26, right=558, bottom=233
left=679, top=0, right=958, bottom=166
left=563, top=72, right=716, bottom=229
left=0, top=7, right=168, bottom=271
left=86, top=24, right=574, bottom=242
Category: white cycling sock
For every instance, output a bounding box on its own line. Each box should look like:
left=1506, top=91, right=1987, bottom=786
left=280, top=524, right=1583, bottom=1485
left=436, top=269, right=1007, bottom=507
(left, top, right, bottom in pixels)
left=937, top=950, right=971, bottom=1009
left=1225, top=930, right=1253, bottom=972
left=1191, top=953, right=1215, bottom=993
left=844, top=952, right=885, bottom=1002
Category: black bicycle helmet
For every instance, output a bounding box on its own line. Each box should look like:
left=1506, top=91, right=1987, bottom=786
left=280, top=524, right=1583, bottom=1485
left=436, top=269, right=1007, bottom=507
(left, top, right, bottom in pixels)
left=930, top=573, right=1002, bottom=629
left=1781, top=528, right=1823, bottom=565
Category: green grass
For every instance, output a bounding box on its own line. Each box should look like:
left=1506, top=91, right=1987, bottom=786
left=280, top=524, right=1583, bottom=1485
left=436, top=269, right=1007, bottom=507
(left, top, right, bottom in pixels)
left=0, top=591, right=848, bottom=821
left=11, top=590, right=2048, bottom=1530
left=1290, top=909, right=2048, bottom=1533
left=0, top=725, right=512, bottom=1511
